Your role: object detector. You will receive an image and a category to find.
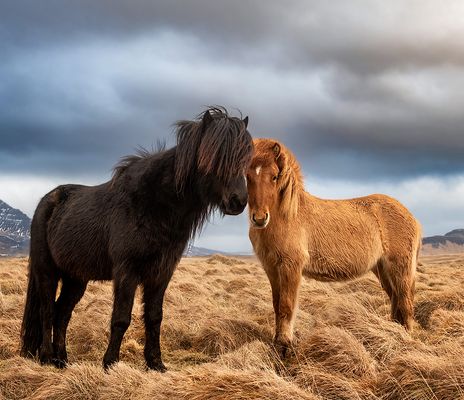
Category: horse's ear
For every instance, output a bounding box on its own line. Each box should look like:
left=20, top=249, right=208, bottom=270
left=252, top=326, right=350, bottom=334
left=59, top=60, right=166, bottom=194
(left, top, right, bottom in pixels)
left=273, top=142, right=287, bottom=174
left=273, top=143, right=281, bottom=159
left=202, top=110, right=213, bottom=132
left=243, top=116, right=249, bottom=128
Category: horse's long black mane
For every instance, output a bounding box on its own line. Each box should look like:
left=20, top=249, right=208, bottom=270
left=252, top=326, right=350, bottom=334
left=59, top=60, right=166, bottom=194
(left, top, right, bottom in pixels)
left=111, top=144, right=164, bottom=183
left=110, top=106, right=252, bottom=238
left=112, top=107, right=252, bottom=193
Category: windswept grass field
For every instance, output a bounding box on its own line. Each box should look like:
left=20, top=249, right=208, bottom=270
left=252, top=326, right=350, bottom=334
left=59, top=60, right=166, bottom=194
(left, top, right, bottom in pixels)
left=1, top=254, right=464, bottom=399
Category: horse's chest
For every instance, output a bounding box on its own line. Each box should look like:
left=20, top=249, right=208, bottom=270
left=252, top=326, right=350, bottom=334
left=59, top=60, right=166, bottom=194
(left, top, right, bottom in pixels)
left=250, top=228, right=307, bottom=266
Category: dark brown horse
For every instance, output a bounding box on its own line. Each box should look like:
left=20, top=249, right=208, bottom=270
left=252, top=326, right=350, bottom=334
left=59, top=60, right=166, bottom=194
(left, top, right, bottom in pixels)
left=20, top=107, right=253, bottom=371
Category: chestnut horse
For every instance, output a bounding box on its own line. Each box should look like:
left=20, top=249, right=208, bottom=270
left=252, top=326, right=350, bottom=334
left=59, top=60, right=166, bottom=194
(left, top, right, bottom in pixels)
left=247, top=139, right=421, bottom=355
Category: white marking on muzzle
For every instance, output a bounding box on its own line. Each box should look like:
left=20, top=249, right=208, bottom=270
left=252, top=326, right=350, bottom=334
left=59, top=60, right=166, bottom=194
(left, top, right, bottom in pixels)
left=255, top=165, right=262, bottom=175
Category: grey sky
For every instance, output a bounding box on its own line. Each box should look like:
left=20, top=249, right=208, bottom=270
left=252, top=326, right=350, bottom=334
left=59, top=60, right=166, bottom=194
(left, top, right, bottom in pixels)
left=1, top=1, right=463, bottom=251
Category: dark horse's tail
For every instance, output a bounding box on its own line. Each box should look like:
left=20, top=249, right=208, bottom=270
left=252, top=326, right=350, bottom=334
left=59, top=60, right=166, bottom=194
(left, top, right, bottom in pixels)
left=20, top=189, right=61, bottom=358
left=20, top=261, right=42, bottom=357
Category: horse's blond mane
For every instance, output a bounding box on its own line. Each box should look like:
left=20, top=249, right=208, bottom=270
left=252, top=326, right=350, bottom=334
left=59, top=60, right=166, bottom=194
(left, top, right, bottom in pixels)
left=277, top=144, right=304, bottom=219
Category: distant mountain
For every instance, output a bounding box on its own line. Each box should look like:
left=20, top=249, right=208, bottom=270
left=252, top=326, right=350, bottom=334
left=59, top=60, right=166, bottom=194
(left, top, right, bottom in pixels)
left=184, top=245, right=230, bottom=257
left=0, top=200, right=31, bottom=256
left=422, top=229, right=464, bottom=255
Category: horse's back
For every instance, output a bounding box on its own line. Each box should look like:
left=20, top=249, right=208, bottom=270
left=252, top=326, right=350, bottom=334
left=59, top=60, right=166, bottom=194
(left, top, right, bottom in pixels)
left=298, top=192, right=420, bottom=280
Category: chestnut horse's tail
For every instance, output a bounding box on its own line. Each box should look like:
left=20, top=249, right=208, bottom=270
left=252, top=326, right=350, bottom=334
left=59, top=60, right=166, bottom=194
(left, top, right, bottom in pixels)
left=20, top=188, right=62, bottom=358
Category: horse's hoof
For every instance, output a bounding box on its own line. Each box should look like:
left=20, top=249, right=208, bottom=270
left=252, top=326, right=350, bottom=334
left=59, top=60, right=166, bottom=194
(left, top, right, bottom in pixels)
left=103, top=362, right=115, bottom=372
left=53, top=348, right=68, bottom=369
left=39, top=350, right=54, bottom=365
left=147, top=360, right=167, bottom=372
left=53, top=358, right=68, bottom=369
left=103, top=356, right=118, bottom=372
left=277, top=343, right=289, bottom=358
left=274, top=337, right=292, bottom=359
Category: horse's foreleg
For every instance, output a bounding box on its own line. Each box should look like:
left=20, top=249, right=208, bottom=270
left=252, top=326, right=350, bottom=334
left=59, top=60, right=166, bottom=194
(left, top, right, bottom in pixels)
left=103, top=275, right=138, bottom=370
left=53, top=276, right=87, bottom=368
left=275, top=262, right=302, bottom=357
left=142, top=262, right=175, bottom=372
left=263, top=265, right=281, bottom=331
left=142, top=277, right=171, bottom=372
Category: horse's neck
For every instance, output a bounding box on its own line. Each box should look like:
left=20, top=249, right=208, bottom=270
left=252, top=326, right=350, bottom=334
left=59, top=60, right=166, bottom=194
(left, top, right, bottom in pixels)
left=129, top=150, right=204, bottom=210
left=273, top=184, right=306, bottom=220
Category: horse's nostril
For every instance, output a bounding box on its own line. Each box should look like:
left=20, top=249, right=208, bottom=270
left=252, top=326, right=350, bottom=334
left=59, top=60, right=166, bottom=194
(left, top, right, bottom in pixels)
left=252, top=212, right=268, bottom=227
left=229, top=194, right=242, bottom=210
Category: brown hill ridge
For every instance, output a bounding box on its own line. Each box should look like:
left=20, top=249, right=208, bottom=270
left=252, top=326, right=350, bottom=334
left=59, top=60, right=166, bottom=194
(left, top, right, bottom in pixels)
left=422, top=229, right=464, bottom=255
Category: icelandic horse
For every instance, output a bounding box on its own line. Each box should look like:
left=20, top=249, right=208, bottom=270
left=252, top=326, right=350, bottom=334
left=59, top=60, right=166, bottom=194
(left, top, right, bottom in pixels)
left=21, top=107, right=253, bottom=370
left=247, top=139, right=421, bottom=355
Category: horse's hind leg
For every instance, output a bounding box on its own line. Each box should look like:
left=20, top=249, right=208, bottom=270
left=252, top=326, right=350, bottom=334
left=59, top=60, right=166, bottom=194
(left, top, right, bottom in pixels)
left=372, top=260, right=393, bottom=301
left=383, top=254, right=415, bottom=331
left=53, top=275, right=87, bottom=368
left=37, top=263, right=59, bottom=364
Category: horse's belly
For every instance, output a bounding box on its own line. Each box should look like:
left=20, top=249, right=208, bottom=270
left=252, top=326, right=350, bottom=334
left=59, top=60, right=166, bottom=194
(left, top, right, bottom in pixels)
left=48, top=225, right=113, bottom=281
left=304, top=219, right=384, bottom=281
left=305, top=243, right=382, bottom=281
left=303, top=260, right=371, bottom=281
left=51, top=243, right=113, bottom=281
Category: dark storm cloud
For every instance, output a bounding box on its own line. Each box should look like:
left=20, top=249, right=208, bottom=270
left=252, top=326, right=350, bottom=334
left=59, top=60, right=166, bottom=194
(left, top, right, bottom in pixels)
left=1, top=0, right=464, bottom=179
left=3, top=1, right=464, bottom=71
left=286, top=107, right=464, bottom=180
left=0, top=0, right=278, bottom=54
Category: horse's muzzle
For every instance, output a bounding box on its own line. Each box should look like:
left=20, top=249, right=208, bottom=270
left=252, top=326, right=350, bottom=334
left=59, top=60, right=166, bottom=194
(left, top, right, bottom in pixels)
left=222, top=193, right=247, bottom=215
left=251, top=212, right=269, bottom=229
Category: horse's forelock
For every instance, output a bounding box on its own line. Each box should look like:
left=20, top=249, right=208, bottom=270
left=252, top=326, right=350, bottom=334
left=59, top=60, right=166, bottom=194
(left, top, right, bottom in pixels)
left=199, top=116, right=252, bottom=181
left=175, top=108, right=252, bottom=191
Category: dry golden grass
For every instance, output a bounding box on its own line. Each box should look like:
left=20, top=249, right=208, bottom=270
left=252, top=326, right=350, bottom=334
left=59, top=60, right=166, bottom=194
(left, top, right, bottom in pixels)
left=0, top=254, right=463, bottom=399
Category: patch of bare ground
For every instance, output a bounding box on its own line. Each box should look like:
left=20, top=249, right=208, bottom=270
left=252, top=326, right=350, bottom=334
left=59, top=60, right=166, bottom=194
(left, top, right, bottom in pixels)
left=0, top=254, right=463, bottom=399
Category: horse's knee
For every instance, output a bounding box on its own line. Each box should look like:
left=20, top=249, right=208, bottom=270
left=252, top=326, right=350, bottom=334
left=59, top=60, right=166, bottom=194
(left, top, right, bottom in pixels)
left=112, top=319, right=131, bottom=332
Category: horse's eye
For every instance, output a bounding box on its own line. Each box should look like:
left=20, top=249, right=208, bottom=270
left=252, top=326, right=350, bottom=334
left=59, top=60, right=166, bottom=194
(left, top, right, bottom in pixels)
left=272, top=176, right=278, bottom=181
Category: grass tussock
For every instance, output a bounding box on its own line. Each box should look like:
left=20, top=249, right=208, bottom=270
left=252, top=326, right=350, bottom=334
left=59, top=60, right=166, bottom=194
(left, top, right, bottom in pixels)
left=0, top=254, right=463, bottom=399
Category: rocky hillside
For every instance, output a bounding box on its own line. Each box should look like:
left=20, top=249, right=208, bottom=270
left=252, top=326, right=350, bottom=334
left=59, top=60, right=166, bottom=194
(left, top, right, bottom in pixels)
left=0, top=200, right=31, bottom=256
left=422, top=229, right=464, bottom=255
